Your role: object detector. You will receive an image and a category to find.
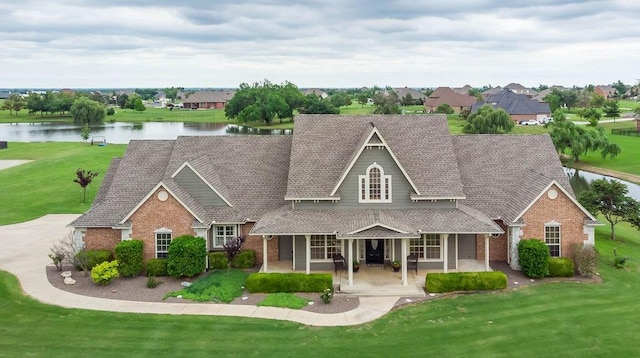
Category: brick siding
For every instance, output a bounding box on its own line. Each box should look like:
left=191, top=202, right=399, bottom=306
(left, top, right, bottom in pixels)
left=520, top=184, right=587, bottom=258
left=475, top=220, right=508, bottom=261
left=84, top=228, right=121, bottom=253
left=240, top=222, right=279, bottom=264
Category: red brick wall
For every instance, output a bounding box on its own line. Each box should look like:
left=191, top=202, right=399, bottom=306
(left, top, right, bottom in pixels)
left=240, top=222, right=279, bottom=264
left=511, top=114, right=536, bottom=123
left=520, top=184, right=587, bottom=258
left=130, top=187, right=197, bottom=261
left=85, top=228, right=121, bottom=253
left=476, top=221, right=508, bottom=261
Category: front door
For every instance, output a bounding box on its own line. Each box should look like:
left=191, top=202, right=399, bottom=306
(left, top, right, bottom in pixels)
left=365, top=239, right=384, bottom=265
left=278, top=235, right=293, bottom=261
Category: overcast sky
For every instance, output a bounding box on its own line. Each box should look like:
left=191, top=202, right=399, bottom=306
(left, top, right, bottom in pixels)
left=1, top=0, right=639, bottom=89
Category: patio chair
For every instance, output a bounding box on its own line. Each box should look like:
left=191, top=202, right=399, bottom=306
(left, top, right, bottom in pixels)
left=333, top=254, right=347, bottom=273
left=407, top=254, right=418, bottom=274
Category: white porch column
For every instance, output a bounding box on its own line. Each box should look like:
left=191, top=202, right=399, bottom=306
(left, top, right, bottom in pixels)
left=484, top=234, right=490, bottom=271
left=262, top=235, right=269, bottom=273
left=305, top=235, right=311, bottom=274
left=292, top=235, right=296, bottom=271
left=348, top=239, right=354, bottom=286
left=401, top=238, right=408, bottom=286
left=442, top=233, right=449, bottom=273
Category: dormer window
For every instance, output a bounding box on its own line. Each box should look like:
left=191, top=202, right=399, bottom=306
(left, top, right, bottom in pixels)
left=359, top=163, right=391, bottom=203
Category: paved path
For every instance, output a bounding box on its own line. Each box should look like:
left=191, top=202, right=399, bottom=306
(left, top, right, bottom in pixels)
left=0, top=215, right=398, bottom=326
left=0, top=160, right=32, bottom=170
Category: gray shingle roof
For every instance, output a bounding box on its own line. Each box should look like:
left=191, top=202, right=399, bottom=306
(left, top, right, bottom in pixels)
left=472, top=88, right=550, bottom=115
left=182, top=90, right=236, bottom=104
left=452, top=134, right=574, bottom=223
left=285, top=114, right=465, bottom=199
left=72, top=135, right=292, bottom=227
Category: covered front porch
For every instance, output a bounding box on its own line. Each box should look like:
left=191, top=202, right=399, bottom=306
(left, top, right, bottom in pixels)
left=262, top=259, right=490, bottom=297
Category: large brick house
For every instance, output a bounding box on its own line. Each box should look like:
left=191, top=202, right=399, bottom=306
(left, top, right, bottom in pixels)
left=70, top=114, right=598, bottom=287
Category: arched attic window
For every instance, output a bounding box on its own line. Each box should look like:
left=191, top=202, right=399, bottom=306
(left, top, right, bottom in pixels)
left=359, top=162, right=391, bottom=203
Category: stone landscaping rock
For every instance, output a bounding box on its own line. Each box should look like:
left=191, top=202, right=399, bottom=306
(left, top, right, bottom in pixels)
left=181, top=281, right=192, bottom=287
left=61, top=271, right=72, bottom=278
left=64, top=276, right=76, bottom=285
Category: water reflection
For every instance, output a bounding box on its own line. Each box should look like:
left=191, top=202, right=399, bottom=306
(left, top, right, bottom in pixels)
left=0, top=121, right=290, bottom=144
left=565, top=167, right=640, bottom=200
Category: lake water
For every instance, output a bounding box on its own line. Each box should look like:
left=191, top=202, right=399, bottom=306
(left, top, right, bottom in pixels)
left=0, top=121, right=291, bottom=144
left=566, top=167, right=640, bottom=201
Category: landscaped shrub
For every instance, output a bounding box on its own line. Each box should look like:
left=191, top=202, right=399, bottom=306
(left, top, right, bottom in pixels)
left=548, top=257, right=574, bottom=277
left=146, top=276, right=161, bottom=289
left=208, top=250, right=256, bottom=270
left=75, top=249, right=112, bottom=271
left=232, top=250, right=255, bottom=268
left=106, top=107, right=115, bottom=115
left=146, top=258, right=168, bottom=277
left=167, top=235, right=206, bottom=278
left=91, top=260, right=120, bottom=286
left=518, top=239, right=550, bottom=278
left=426, top=272, right=508, bottom=293
left=208, top=252, right=227, bottom=270
left=572, top=244, right=599, bottom=277
left=245, top=273, right=332, bottom=293
left=114, top=240, right=143, bottom=277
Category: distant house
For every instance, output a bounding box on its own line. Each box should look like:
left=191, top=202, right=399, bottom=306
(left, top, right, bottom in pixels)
left=532, top=86, right=569, bottom=102
left=452, top=85, right=473, bottom=95
left=182, top=90, right=236, bottom=109
left=424, top=87, right=476, bottom=113
left=505, top=83, right=536, bottom=98
left=594, top=85, right=616, bottom=99
left=472, top=88, right=551, bottom=122
left=393, top=87, right=426, bottom=104
left=0, top=91, right=9, bottom=100
left=302, top=88, right=328, bottom=99
left=481, top=86, right=503, bottom=100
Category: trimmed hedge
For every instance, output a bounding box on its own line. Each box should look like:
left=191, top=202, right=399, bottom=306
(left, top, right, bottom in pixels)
left=548, top=257, right=574, bottom=277
left=167, top=235, right=207, bottom=278
left=232, top=250, right=256, bottom=268
left=208, top=250, right=256, bottom=270
left=115, top=240, right=144, bottom=277
left=426, top=272, right=508, bottom=293
left=245, top=273, right=332, bottom=293
left=518, top=239, right=550, bottom=278
left=75, top=249, right=112, bottom=271
left=146, top=258, right=168, bottom=277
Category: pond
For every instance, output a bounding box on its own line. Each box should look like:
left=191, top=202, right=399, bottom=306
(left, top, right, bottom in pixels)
left=565, top=167, right=640, bottom=201
left=0, top=121, right=291, bottom=144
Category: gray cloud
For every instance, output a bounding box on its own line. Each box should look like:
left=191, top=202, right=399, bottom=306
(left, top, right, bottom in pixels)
left=0, top=0, right=638, bottom=88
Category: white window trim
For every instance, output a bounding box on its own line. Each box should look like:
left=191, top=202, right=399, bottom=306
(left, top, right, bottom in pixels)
left=154, top=228, right=172, bottom=259
left=212, top=224, right=238, bottom=249
left=410, top=234, right=443, bottom=262
left=358, top=162, right=392, bottom=203
left=309, top=235, right=340, bottom=262
left=544, top=223, right=561, bottom=257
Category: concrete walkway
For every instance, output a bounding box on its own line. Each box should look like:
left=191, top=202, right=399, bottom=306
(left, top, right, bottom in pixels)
left=0, top=160, right=32, bottom=170
left=0, top=215, right=399, bottom=326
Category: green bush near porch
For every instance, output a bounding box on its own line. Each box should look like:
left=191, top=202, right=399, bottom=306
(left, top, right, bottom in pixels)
left=426, top=271, right=508, bottom=293
left=208, top=250, right=256, bottom=270
left=245, top=273, right=332, bottom=293
left=548, top=257, right=575, bottom=277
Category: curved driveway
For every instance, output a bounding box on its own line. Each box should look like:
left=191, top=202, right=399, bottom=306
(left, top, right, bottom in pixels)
left=0, top=214, right=398, bottom=326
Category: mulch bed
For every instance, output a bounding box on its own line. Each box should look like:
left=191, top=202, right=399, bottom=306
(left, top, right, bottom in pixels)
left=46, top=266, right=359, bottom=314
left=47, top=262, right=601, bottom=314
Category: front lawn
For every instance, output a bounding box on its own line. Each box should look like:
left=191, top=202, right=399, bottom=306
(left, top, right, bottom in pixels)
left=0, top=221, right=639, bottom=356
left=165, top=269, right=248, bottom=303
left=0, top=142, right=127, bottom=225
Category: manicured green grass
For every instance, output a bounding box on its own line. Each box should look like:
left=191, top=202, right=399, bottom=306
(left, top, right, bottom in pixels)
left=164, top=269, right=248, bottom=303
left=0, top=142, right=126, bottom=224
left=257, top=293, right=311, bottom=309
left=576, top=122, right=640, bottom=176
left=1, top=221, right=639, bottom=356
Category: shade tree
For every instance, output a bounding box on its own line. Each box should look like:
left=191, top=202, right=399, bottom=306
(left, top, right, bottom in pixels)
left=462, top=104, right=514, bottom=134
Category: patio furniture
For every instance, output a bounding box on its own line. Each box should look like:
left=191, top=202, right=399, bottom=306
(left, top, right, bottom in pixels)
left=333, top=254, right=347, bottom=273
left=407, top=254, right=418, bottom=274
